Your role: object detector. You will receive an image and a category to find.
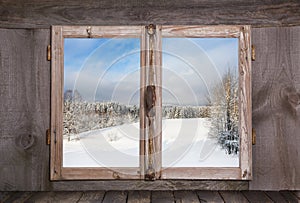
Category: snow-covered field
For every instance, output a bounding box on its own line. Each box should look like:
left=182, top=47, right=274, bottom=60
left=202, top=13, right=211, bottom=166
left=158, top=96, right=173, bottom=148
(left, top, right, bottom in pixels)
left=63, top=118, right=239, bottom=167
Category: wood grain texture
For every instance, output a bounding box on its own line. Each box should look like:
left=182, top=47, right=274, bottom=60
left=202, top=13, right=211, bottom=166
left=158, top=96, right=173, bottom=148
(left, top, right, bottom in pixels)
left=280, top=191, right=300, bottom=203
left=239, top=25, right=252, bottom=180
left=52, top=180, right=248, bottom=191
left=0, top=192, right=13, bottom=202
left=219, top=191, right=248, bottom=203
left=4, top=192, right=33, bottom=202
left=0, top=28, right=50, bottom=191
left=127, top=191, right=151, bottom=203
left=152, top=191, right=174, bottom=203
left=0, top=0, right=300, bottom=28
left=196, top=191, right=224, bottom=203
left=174, top=191, right=200, bottom=203
left=250, top=27, right=300, bottom=190
left=102, top=191, right=127, bottom=203
left=77, top=191, right=105, bottom=203
left=242, top=191, right=273, bottom=203
left=293, top=191, right=300, bottom=199
left=265, top=191, right=288, bottom=203
left=26, top=192, right=83, bottom=202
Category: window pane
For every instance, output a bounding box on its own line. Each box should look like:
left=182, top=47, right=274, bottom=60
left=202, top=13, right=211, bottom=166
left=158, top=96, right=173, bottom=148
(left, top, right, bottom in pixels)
left=63, top=38, right=140, bottom=167
left=162, top=38, right=239, bottom=167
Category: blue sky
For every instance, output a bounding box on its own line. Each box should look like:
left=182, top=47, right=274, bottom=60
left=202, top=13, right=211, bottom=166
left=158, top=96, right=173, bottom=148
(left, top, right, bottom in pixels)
left=64, top=37, right=238, bottom=105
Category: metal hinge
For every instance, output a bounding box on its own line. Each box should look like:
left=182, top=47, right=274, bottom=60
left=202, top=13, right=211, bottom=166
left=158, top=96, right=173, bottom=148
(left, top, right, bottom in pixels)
left=251, top=45, right=256, bottom=61
left=252, top=128, right=256, bottom=145
left=47, top=45, right=51, bottom=61
left=46, top=129, right=51, bottom=145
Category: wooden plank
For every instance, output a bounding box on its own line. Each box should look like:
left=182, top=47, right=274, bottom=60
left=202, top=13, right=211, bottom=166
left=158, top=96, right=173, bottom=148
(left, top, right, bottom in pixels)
left=0, top=28, right=50, bottom=190
left=127, top=191, right=151, bottom=203
left=152, top=191, right=174, bottom=203
left=102, top=191, right=127, bottom=203
left=52, top=180, right=248, bottom=191
left=4, top=192, right=33, bottom=202
left=0, top=192, right=13, bottom=202
left=143, top=24, right=162, bottom=180
left=174, top=191, right=200, bottom=203
left=293, top=191, right=300, bottom=199
left=50, top=25, right=63, bottom=180
left=219, top=191, right=248, bottom=203
left=62, top=25, right=142, bottom=38
left=265, top=191, right=288, bottom=203
left=60, top=167, right=140, bottom=180
left=250, top=26, right=300, bottom=190
left=140, top=26, right=146, bottom=178
left=280, top=191, right=299, bottom=203
left=77, top=191, right=105, bottom=202
left=242, top=191, right=273, bottom=203
left=26, top=192, right=82, bottom=202
left=1, top=1, right=300, bottom=28
left=162, top=25, right=241, bottom=38
left=239, top=25, right=252, bottom=180
left=196, top=191, right=224, bottom=203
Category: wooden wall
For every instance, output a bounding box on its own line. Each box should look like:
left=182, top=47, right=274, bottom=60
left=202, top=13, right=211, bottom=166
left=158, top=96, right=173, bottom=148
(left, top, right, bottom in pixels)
left=251, top=27, right=300, bottom=190
left=0, top=0, right=299, bottom=191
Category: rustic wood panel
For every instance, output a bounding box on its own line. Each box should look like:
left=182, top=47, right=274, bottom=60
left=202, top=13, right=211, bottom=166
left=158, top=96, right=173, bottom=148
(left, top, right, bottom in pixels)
left=250, top=27, right=300, bottom=190
left=174, top=191, right=200, bottom=203
left=0, top=0, right=300, bottom=28
left=4, top=192, right=33, bottom=202
left=265, top=191, right=288, bottom=203
left=293, top=191, right=300, bottom=200
left=0, top=192, right=13, bottom=202
left=0, top=29, right=50, bottom=191
left=280, top=191, right=300, bottom=203
left=102, top=191, right=128, bottom=203
left=77, top=191, right=105, bottom=202
left=219, top=191, right=248, bottom=203
left=52, top=180, right=248, bottom=191
left=127, top=191, right=151, bottom=203
left=152, top=191, right=174, bottom=203
left=242, top=191, right=273, bottom=203
left=27, top=192, right=83, bottom=202
left=196, top=191, right=224, bottom=203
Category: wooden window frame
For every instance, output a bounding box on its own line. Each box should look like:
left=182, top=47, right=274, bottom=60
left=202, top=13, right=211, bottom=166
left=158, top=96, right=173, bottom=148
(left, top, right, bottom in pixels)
left=51, top=25, right=252, bottom=180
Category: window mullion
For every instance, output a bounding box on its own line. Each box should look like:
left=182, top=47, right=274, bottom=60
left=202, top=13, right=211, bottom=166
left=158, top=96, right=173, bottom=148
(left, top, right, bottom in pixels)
left=141, top=25, right=162, bottom=180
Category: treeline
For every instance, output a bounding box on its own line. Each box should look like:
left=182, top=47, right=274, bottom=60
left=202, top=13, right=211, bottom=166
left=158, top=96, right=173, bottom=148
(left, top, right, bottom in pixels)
left=63, top=99, right=211, bottom=141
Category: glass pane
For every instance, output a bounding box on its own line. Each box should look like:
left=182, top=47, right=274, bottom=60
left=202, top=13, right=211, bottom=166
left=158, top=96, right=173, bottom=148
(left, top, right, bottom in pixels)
left=63, top=38, right=140, bottom=167
left=162, top=38, right=239, bottom=167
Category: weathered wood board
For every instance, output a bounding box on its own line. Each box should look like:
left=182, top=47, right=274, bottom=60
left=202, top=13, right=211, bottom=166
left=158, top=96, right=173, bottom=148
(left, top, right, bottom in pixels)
left=251, top=27, right=300, bottom=190
left=0, top=29, right=50, bottom=191
left=0, top=0, right=300, bottom=28
left=219, top=191, right=249, bottom=203
left=196, top=191, right=224, bottom=203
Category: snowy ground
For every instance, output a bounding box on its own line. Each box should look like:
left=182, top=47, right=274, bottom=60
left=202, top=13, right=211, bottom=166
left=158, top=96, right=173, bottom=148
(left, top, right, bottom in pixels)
left=63, top=118, right=239, bottom=167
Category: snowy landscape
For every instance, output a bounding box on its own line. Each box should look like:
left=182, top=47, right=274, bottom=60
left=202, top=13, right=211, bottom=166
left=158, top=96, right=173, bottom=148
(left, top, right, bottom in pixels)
left=63, top=117, right=239, bottom=167
left=63, top=37, right=240, bottom=168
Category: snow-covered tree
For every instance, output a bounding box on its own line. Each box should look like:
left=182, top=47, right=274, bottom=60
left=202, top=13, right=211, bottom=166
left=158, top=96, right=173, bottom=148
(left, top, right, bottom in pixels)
left=209, top=67, right=239, bottom=154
